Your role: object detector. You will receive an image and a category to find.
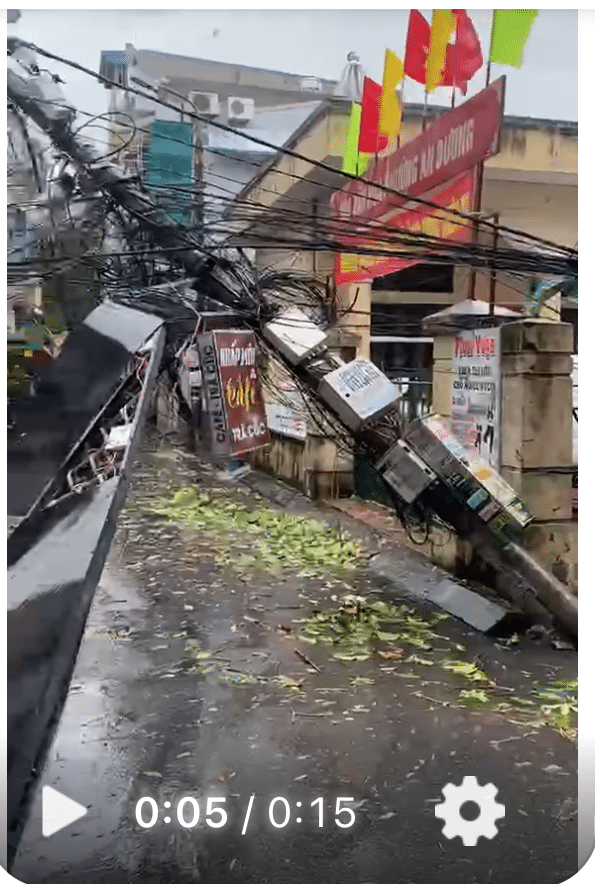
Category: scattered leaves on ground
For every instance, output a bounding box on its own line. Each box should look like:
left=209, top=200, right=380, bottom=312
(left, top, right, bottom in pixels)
left=146, top=486, right=360, bottom=577
left=298, top=595, right=441, bottom=663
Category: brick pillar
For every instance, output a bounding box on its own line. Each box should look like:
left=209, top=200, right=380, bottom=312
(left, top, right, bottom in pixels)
left=500, top=319, right=577, bottom=594
left=431, top=333, right=454, bottom=418
left=336, top=281, right=371, bottom=359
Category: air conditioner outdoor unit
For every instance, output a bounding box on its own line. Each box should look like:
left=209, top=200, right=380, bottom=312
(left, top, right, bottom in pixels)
left=227, top=96, right=254, bottom=126
left=300, top=77, right=322, bottom=92
left=189, top=91, right=220, bottom=118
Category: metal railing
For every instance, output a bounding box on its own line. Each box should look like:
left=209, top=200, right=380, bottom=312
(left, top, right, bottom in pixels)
left=392, top=378, right=433, bottom=424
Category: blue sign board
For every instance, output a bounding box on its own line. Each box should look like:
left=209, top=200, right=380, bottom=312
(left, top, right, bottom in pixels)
left=144, top=120, right=194, bottom=226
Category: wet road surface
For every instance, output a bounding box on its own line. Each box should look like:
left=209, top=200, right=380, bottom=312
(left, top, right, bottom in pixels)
left=13, top=436, right=578, bottom=884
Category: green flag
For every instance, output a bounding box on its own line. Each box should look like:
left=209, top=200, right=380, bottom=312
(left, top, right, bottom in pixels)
left=342, top=103, right=370, bottom=176
left=489, top=10, right=538, bottom=68
left=357, top=151, right=370, bottom=176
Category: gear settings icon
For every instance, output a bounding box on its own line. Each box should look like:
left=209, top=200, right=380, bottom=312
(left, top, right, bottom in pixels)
left=435, top=776, right=505, bottom=846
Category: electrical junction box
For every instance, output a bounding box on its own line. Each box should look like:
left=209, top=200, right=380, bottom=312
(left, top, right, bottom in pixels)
left=402, top=414, right=532, bottom=540
left=377, top=439, right=437, bottom=504
left=318, top=359, right=398, bottom=432
left=105, top=424, right=132, bottom=452
left=263, top=307, right=328, bottom=366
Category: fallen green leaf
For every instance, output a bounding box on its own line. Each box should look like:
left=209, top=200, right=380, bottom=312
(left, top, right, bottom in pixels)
left=333, top=652, right=371, bottom=662
left=458, top=688, right=490, bottom=707
left=275, top=675, right=304, bottom=692
left=377, top=631, right=403, bottom=642
left=405, top=655, right=435, bottom=666
left=441, top=660, right=487, bottom=682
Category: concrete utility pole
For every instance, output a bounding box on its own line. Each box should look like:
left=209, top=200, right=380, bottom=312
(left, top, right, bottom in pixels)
left=8, top=65, right=221, bottom=295
left=7, top=51, right=578, bottom=642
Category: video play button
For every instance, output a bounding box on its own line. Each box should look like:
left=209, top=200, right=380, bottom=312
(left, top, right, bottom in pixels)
left=42, top=786, right=88, bottom=837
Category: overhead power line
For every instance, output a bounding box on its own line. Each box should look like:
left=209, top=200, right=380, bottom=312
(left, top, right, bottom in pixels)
left=16, top=39, right=578, bottom=260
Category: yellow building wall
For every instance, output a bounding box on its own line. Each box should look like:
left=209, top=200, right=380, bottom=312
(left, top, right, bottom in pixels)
left=397, top=113, right=577, bottom=178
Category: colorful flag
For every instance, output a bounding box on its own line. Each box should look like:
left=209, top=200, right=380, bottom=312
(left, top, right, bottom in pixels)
left=358, top=77, right=389, bottom=154
left=426, top=9, right=456, bottom=92
left=379, top=49, right=404, bottom=141
left=450, top=9, right=483, bottom=95
left=404, top=9, right=453, bottom=87
left=342, top=103, right=369, bottom=176
left=489, top=10, right=538, bottom=68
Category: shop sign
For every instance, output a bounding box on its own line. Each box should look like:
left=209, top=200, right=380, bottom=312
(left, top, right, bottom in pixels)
left=451, top=328, right=501, bottom=469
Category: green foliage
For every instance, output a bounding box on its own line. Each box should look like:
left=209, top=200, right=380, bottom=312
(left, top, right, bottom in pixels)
left=299, top=595, right=439, bottom=662
left=149, top=485, right=361, bottom=577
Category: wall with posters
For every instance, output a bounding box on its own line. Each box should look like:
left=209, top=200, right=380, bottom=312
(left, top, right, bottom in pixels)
left=450, top=328, right=501, bottom=469
left=265, top=399, right=308, bottom=441
left=261, top=359, right=308, bottom=441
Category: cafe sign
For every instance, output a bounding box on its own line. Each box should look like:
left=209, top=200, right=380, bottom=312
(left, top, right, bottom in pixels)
left=197, top=330, right=270, bottom=457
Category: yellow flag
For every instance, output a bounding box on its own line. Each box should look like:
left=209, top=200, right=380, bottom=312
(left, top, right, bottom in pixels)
left=426, top=9, right=456, bottom=93
left=379, top=49, right=404, bottom=142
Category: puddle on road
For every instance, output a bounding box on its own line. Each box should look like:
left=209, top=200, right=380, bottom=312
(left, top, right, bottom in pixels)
left=15, top=564, right=155, bottom=875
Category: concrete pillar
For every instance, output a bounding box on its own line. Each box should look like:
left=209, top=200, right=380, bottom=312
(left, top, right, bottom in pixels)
left=431, top=333, right=454, bottom=418
left=499, top=319, right=577, bottom=594
left=336, top=281, right=371, bottom=359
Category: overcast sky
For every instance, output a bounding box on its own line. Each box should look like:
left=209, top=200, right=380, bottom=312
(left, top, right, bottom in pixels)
left=11, top=9, right=577, bottom=124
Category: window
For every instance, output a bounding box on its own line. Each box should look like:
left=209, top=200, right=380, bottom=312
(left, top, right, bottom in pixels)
left=371, top=302, right=442, bottom=338
left=372, top=262, right=454, bottom=293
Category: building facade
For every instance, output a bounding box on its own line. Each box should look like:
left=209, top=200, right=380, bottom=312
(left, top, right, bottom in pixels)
left=228, top=95, right=577, bottom=498
left=231, top=98, right=577, bottom=360
left=99, top=45, right=339, bottom=239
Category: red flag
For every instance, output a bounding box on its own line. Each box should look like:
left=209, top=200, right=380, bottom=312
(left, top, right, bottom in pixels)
left=450, top=9, right=483, bottom=95
left=358, top=76, right=389, bottom=154
left=404, top=9, right=454, bottom=87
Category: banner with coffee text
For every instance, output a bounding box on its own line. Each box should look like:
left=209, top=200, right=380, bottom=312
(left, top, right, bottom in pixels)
left=198, top=330, right=270, bottom=457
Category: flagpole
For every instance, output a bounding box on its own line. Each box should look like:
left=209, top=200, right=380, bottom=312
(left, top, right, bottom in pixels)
left=422, top=88, right=428, bottom=132
left=468, top=10, right=495, bottom=302
left=486, top=7, right=495, bottom=88
left=397, top=78, right=405, bottom=148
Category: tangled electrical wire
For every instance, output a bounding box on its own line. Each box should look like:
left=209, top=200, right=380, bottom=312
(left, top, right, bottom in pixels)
left=9, top=38, right=577, bottom=287
left=15, top=37, right=579, bottom=550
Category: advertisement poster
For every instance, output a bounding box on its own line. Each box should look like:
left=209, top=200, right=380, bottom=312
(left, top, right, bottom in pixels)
left=451, top=328, right=501, bottom=469
left=211, top=330, right=270, bottom=456
left=265, top=389, right=308, bottom=441
left=261, top=358, right=308, bottom=441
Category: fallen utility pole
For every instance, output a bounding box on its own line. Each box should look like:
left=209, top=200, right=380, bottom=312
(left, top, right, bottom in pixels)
left=7, top=55, right=577, bottom=643
left=7, top=63, right=232, bottom=304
